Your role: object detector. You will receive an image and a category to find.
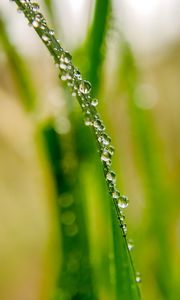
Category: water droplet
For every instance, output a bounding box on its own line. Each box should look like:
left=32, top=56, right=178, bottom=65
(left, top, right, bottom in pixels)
left=98, top=133, right=111, bottom=145
left=118, top=195, right=129, bottom=209
left=106, top=171, right=116, bottom=183
left=65, top=224, right=79, bottom=237
left=84, top=118, right=93, bottom=126
left=61, top=211, right=76, bottom=225
left=119, top=210, right=125, bottom=221
left=94, top=120, right=105, bottom=131
left=49, top=29, right=54, bottom=36
left=112, top=190, right=120, bottom=200
left=122, top=223, right=127, bottom=235
left=60, top=51, right=72, bottom=63
left=101, top=150, right=111, bottom=163
left=79, top=80, right=91, bottom=94
left=91, top=98, right=98, bottom=106
left=32, top=19, right=39, bottom=28
left=108, top=145, right=115, bottom=155
left=136, top=272, right=141, bottom=283
left=34, top=13, right=43, bottom=22
left=32, top=2, right=39, bottom=11
left=60, top=193, right=73, bottom=208
left=42, top=34, right=49, bottom=42
left=127, top=239, right=134, bottom=251
left=59, top=63, right=67, bottom=70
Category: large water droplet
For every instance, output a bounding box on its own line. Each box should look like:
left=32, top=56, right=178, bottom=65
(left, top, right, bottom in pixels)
left=118, top=195, right=129, bottom=209
left=79, top=80, right=91, bottom=94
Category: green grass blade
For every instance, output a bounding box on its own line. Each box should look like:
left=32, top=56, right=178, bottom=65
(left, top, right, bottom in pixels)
left=86, top=0, right=111, bottom=94
left=40, top=123, right=97, bottom=300
left=0, top=16, right=36, bottom=111
left=118, top=41, right=172, bottom=299
left=11, top=2, right=141, bottom=299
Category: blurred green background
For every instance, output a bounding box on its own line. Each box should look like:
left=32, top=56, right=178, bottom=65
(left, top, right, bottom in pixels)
left=0, top=0, right=180, bottom=299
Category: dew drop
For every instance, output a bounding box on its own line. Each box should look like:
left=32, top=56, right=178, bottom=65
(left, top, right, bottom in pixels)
left=59, top=63, right=67, bottom=70
left=42, top=34, right=49, bottom=42
left=32, top=2, right=40, bottom=11
left=60, top=51, right=72, bottom=63
left=108, top=145, right=115, bottom=156
left=91, top=98, right=98, bottom=107
left=65, top=224, right=79, bottom=237
left=112, top=190, right=120, bottom=200
left=84, top=118, right=92, bottom=126
left=98, top=133, right=111, bottom=146
left=61, top=211, right=76, bottom=225
left=122, top=223, right=127, bottom=235
left=118, top=195, right=129, bottom=209
left=127, top=239, right=134, bottom=251
left=101, top=150, right=111, bottom=163
left=94, top=119, right=105, bottom=131
left=79, top=80, right=91, bottom=94
left=49, top=29, right=54, bottom=36
left=32, top=19, right=39, bottom=28
left=136, top=272, right=141, bottom=283
left=106, top=171, right=116, bottom=183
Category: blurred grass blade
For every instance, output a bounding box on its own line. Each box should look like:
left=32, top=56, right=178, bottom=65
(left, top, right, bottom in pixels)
left=119, top=41, right=172, bottom=299
left=85, top=0, right=111, bottom=94
left=40, top=123, right=97, bottom=300
left=0, top=16, right=36, bottom=111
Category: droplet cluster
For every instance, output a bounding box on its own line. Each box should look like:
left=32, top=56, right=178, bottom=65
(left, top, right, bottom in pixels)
left=11, top=0, right=129, bottom=237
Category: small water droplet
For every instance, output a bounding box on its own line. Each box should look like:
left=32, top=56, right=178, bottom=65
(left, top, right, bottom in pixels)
left=61, top=211, right=76, bottom=225
left=42, top=34, right=49, bottom=42
left=136, top=272, right=141, bottom=283
left=118, top=195, right=129, bottom=209
left=127, top=239, right=134, bottom=251
left=65, top=224, right=79, bottom=237
left=84, top=118, right=92, bottom=126
left=94, top=120, right=105, bottom=131
left=91, top=98, right=98, bottom=106
left=32, top=2, right=40, bottom=11
left=60, top=193, right=74, bottom=208
left=108, top=145, right=115, bottom=155
left=60, top=51, right=72, bottom=63
left=49, top=29, right=54, bottom=36
left=79, top=80, right=91, bottom=94
left=106, top=171, right=116, bottom=183
left=98, top=133, right=111, bottom=146
left=59, top=63, right=67, bottom=70
left=32, top=19, right=39, bottom=28
left=112, top=190, right=120, bottom=200
left=122, top=223, right=127, bottom=235
left=101, top=150, right=111, bottom=163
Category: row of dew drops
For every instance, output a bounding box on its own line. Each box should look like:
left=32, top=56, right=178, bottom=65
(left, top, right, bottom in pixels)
left=11, top=0, right=141, bottom=283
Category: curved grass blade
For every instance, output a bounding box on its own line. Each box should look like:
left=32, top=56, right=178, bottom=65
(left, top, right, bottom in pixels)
left=11, top=1, right=141, bottom=299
